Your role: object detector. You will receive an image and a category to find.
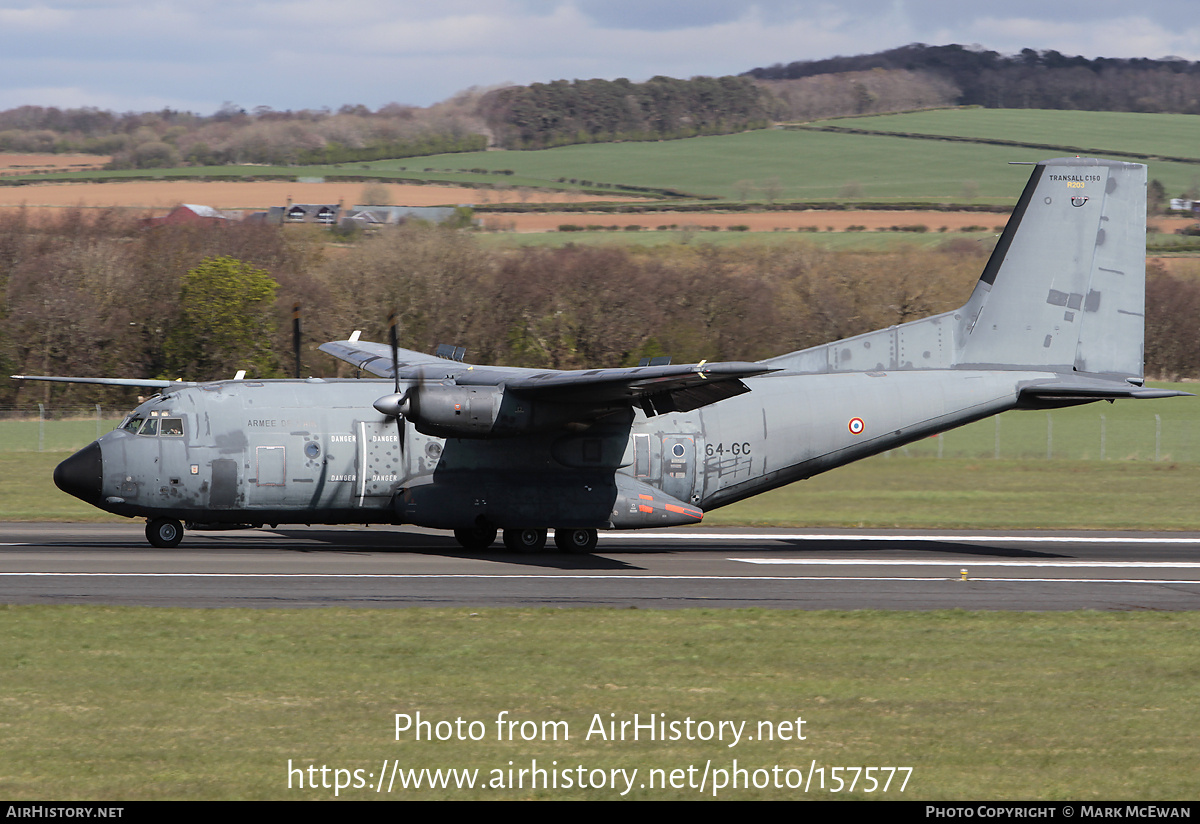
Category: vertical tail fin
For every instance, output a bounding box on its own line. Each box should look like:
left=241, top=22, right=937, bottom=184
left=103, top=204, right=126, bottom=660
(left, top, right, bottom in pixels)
left=957, top=157, right=1146, bottom=378
left=762, top=157, right=1153, bottom=382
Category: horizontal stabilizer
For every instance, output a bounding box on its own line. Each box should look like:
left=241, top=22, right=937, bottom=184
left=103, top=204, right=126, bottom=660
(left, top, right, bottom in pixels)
left=1018, top=376, right=1192, bottom=408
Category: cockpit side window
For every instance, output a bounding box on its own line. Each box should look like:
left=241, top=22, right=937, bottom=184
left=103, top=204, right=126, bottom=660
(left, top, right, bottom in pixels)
left=160, top=418, right=184, bottom=437
left=120, top=416, right=143, bottom=432
left=138, top=418, right=159, bottom=437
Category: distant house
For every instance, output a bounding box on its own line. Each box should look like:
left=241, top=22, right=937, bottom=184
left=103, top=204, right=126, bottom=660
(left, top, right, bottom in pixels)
left=140, top=204, right=228, bottom=228
left=267, top=200, right=343, bottom=225
left=340, top=205, right=459, bottom=228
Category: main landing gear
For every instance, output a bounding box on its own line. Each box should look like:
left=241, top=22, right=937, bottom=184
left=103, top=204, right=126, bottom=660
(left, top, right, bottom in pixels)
left=451, top=527, right=599, bottom=554
left=553, top=528, right=599, bottom=553
left=143, top=519, right=599, bottom=553
left=453, top=526, right=498, bottom=550
left=503, top=528, right=547, bottom=553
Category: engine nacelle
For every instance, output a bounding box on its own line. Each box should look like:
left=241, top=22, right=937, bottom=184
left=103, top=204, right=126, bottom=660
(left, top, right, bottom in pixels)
left=374, top=384, right=579, bottom=438
left=411, top=384, right=502, bottom=437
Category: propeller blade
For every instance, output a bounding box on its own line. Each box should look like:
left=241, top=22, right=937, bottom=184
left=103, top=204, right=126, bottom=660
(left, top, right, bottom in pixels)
left=387, top=310, right=400, bottom=395
left=386, top=311, right=405, bottom=458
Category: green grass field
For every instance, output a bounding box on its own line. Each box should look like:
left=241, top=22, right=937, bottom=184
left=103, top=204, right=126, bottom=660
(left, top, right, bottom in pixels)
left=399, top=129, right=1065, bottom=202
left=12, top=110, right=1200, bottom=205
left=480, top=229, right=1002, bottom=250
left=3, top=606, right=1199, bottom=800
left=0, top=415, right=123, bottom=454
left=360, top=115, right=1200, bottom=202
left=821, top=109, right=1200, bottom=162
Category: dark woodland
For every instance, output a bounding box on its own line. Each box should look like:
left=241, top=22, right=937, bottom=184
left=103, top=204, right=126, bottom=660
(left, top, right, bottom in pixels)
left=3, top=213, right=1196, bottom=410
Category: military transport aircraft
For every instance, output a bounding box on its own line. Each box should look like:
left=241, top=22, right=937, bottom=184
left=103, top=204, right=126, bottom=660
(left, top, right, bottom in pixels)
left=19, top=158, right=1188, bottom=552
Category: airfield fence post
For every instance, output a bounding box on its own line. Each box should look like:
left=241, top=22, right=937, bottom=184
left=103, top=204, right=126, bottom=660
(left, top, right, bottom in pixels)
left=1156, top=414, right=1162, bottom=461
left=937, top=432, right=943, bottom=459
left=1100, top=414, right=1106, bottom=461
left=95, top=404, right=102, bottom=441
left=994, top=415, right=1000, bottom=460
left=38, top=403, right=44, bottom=452
left=1046, top=412, right=1053, bottom=459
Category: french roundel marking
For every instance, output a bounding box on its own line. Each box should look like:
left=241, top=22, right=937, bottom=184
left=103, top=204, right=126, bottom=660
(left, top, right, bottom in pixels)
left=848, top=417, right=865, bottom=435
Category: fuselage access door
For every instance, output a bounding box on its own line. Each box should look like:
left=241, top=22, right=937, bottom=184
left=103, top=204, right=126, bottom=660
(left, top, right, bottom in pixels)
left=355, top=419, right=404, bottom=507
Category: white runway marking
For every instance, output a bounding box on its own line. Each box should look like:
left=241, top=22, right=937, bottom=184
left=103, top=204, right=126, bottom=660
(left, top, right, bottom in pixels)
left=734, top=559, right=1200, bottom=568
left=602, top=533, right=1200, bottom=544
left=1, top=572, right=1199, bottom=585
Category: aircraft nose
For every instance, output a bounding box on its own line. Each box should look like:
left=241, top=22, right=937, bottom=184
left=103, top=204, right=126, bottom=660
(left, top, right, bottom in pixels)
left=54, top=442, right=104, bottom=504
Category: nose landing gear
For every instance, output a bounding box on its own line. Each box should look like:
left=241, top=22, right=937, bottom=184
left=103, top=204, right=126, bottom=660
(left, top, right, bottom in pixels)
left=146, top=517, right=184, bottom=548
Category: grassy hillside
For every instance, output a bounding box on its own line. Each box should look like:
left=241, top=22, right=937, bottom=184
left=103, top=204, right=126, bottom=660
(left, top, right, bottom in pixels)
left=7, top=110, right=1199, bottom=204
left=817, top=109, right=1200, bottom=162
left=395, top=129, right=1048, bottom=203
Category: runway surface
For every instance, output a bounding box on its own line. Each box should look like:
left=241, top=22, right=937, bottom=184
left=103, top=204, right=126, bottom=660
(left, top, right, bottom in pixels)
left=3, top=523, right=1200, bottom=610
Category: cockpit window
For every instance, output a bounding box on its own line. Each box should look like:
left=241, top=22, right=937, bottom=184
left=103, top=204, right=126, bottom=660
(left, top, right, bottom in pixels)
left=126, top=412, right=183, bottom=437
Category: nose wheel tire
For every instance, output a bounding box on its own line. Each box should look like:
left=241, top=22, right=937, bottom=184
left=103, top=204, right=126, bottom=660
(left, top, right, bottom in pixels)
left=146, top=518, right=184, bottom=548
left=454, top=527, right=498, bottom=550
left=503, top=528, right=548, bottom=553
left=553, top=528, right=598, bottom=554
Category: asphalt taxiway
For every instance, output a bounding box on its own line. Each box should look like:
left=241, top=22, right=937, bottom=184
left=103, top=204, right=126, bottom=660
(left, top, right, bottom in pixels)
left=3, top=523, right=1200, bottom=610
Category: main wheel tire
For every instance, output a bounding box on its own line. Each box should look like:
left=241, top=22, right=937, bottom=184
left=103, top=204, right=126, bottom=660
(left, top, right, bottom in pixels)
left=503, top=528, right=548, bottom=553
left=454, top=526, right=498, bottom=550
left=553, top=528, right=598, bottom=554
left=146, top=518, right=184, bottom=548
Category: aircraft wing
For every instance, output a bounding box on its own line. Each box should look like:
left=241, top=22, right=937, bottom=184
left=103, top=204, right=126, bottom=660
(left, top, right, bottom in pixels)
left=500, top=361, right=775, bottom=413
left=317, top=340, right=454, bottom=378
left=11, top=375, right=179, bottom=388
left=319, top=339, right=777, bottom=415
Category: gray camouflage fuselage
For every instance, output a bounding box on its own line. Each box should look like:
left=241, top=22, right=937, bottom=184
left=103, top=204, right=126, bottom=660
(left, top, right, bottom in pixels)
left=72, top=366, right=1044, bottom=529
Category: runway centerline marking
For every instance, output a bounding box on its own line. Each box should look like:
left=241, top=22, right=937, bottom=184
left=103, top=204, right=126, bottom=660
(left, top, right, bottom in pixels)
left=601, top=533, right=1200, bottom=544
left=2, top=572, right=1200, bottom=586
left=734, top=559, right=1200, bottom=568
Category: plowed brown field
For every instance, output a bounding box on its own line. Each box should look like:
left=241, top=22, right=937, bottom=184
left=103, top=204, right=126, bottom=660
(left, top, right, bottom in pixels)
left=0, top=153, right=109, bottom=175
left=0, top=166, right=1193, bottom=237
left=483, top=210, right=1010, bottom=233
left=0, top=179, right=640, bottom=212
left=485, top=210, right=1198, bottom=234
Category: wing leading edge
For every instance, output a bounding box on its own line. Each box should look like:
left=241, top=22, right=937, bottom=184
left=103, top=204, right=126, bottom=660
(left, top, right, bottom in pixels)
left=318, top=339, right=776, bottom=416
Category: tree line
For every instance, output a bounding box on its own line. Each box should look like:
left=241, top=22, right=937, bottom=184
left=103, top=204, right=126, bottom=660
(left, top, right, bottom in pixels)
left=3, top=214, right=1196, bottom=410
left=747, top=44, right=1200, bottom=114
left=0, top=76, right=773, bottom=168
left=477, top=75, right=774, bottom=149
left=0, top=93, right=488, bottom=170
left=6, top=44, right=1200, bottom=171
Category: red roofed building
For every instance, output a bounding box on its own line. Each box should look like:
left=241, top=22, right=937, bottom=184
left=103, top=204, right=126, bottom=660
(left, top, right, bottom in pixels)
left=140, top=204, right=229, bottom=228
